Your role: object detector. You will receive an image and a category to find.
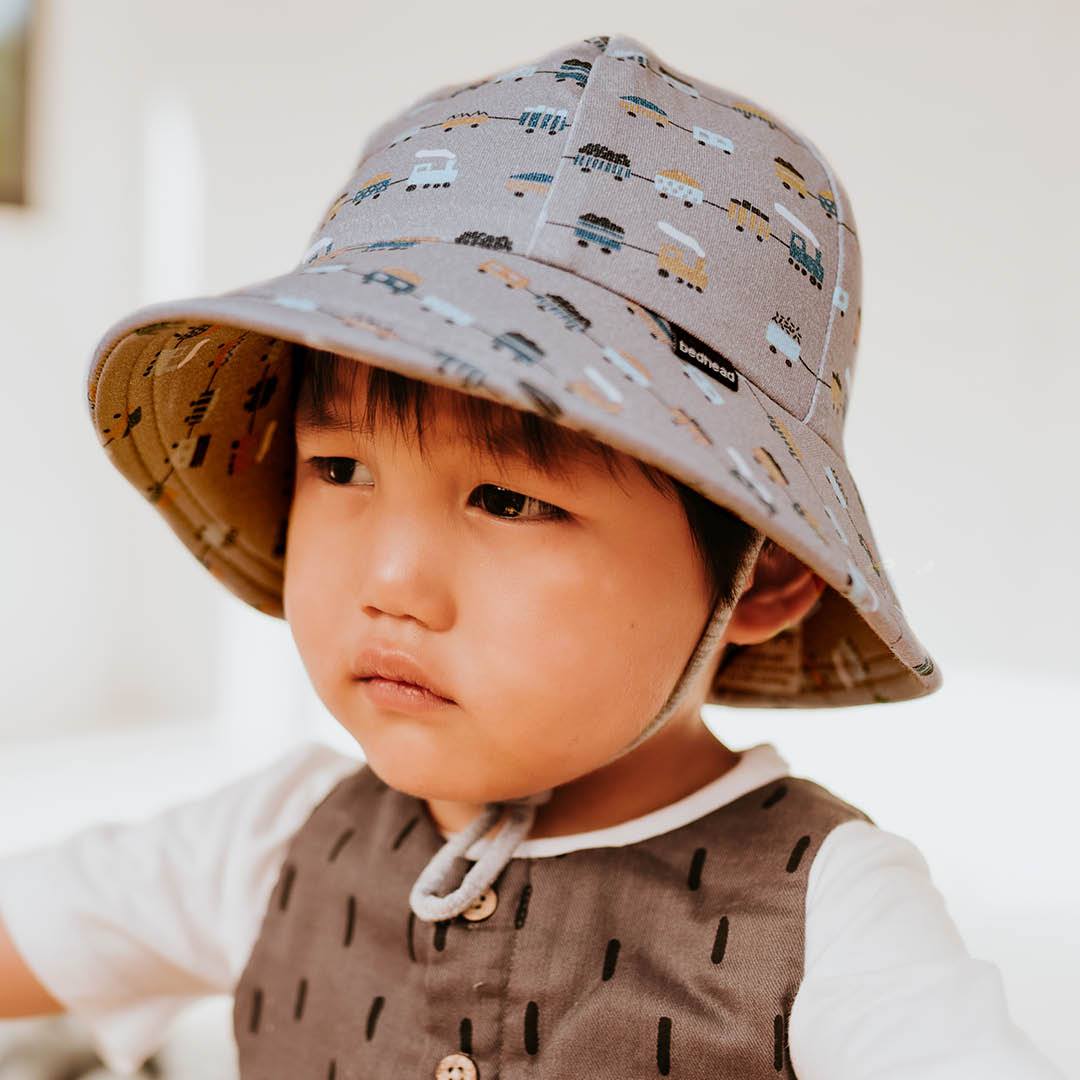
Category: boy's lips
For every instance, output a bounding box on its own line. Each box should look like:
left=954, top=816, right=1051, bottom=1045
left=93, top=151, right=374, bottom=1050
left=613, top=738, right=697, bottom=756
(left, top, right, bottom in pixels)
left=350, top=646, right=455, bottom=702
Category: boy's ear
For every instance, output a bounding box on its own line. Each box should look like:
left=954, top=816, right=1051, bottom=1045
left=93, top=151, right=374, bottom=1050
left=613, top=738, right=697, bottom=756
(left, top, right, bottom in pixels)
left=724, top=541, right=828, bottom=647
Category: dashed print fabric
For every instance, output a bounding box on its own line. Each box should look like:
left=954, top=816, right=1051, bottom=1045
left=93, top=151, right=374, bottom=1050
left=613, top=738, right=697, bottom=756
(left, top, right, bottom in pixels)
left=84, top=31, right=941, bottom=706
left=233, top=762, right=873, bottom=1079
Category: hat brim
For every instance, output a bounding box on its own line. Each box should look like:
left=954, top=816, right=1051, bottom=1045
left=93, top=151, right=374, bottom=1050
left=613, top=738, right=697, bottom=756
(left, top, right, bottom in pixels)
left=86, top=239, right=942, bottom=707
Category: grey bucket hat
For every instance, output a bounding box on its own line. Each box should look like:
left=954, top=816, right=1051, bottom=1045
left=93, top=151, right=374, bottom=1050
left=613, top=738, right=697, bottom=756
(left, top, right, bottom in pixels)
left=85, top=31, right=942, bottom=917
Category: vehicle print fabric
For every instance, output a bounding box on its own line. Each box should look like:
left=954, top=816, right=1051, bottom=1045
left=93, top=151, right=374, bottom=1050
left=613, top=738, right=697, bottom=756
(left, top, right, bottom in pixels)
left=83, top=32, right=942, bottom=707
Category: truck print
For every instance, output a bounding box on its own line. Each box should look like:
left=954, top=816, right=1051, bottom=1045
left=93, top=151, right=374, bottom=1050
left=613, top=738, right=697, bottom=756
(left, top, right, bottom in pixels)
left=657, top=64, right=700, bottom=98
left=857, top=530, right=882, bottom=579
left=506, top=171, right=554, bottom=197
left=669, top=406, right=712, bottom=448
left=353, top=172, right=392, bottom=202
left=495, top=64, right=538, bottom=82
left=492, top=331, right=545, bottom=365
left=654, top=170, right=704, bottom=207
left=339, top=313, right=396, bottom=340
left=518, top=106, right=569, bottom=134
left=774, top=158, right=808, bottom=198
left=316, top=193, right=351, bottom=230
left=766, top=413, right=803, bottom=463
left=361, top=268, right=421, bottom=295
left=535, top=293, right=591, bottom=332
left=302, top=235, right=334, bottom=265
left=788, top=233, right=824, bottom=288
left=387, top=125, right=421, bottom=147
left=692, top=126, right=734, bottom=153
left=830, top=371, right=847, bottom=416
left=753, top=446, right=788, bottom=486
left=420, top=294, right=476, bottom=327
left=625, top=299, right=675, bottom=346
left=656, top=221, right=707, bottom=292
left=732, top=102, right=777, bottom=129
left=824, top=505, right=848, bottom=545
left=618, top=95, right=669, bottom=126
left=792, top=500, right=829, bottom=547
left=266, top=294, right=318, bottom=312
left=573, top=143, right=631, bottom=180
left=843, top=557, right=880, bottom=613
left=607, top=47, right=648, bottom=66
left=727, top=447, right=777, bottom=514
left=657, top=244, right=707, bottom=290
left=476, top=259, right=529, bottom=289
left=405, top=150, right=458, bottom=191
left=555, top=58, right=591, bottom=85
left=568, top=365, right=624, bottom=414
left=601, top=344, right=651, bottom=386
left=573, top=212, right=624, bottom=253
left=824, top=465, right=848, bottom=509
left=682, top=362, right=725, bottom=405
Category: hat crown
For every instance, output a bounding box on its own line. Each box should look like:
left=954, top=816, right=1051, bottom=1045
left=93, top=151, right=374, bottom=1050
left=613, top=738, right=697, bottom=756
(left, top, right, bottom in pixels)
left=299, top=32, right=861, bottom=458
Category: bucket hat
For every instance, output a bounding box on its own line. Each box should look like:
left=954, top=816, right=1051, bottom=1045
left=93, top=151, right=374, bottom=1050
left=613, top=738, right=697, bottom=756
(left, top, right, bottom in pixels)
left=85, top=31, right=942, bottom=918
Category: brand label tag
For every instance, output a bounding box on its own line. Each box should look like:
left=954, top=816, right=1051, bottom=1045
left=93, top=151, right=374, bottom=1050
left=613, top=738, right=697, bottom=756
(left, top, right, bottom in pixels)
left=667, top=318, right=740, bottom=392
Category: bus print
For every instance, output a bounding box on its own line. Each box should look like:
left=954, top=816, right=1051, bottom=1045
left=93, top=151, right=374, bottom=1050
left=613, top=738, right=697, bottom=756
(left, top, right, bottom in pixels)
left=567, top=366, right=624, bottom=414
left=693, top=126, right=734, bottom=153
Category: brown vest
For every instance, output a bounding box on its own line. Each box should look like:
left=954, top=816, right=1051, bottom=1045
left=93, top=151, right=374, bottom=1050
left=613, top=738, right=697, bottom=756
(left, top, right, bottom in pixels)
left=232, top=763, right=873, bottom=1079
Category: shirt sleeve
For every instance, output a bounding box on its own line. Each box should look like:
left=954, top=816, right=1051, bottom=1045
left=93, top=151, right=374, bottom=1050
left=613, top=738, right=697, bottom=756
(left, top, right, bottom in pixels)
left=0, top=739, right=362, bottom=1076
left=789, top=818, right=1067, bottom=1079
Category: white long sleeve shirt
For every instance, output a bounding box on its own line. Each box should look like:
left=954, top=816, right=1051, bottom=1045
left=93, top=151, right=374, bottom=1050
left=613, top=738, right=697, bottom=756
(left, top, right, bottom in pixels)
left=0, top=741, right=1065, bottom=1078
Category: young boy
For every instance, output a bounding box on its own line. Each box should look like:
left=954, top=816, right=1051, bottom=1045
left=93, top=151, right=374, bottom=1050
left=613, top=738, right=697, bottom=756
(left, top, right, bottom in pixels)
left=0, top=30, right=1066, bottom=1080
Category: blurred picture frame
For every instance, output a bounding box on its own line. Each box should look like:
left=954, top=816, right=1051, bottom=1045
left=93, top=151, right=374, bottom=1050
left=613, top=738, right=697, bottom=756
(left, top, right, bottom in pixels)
left=0, top=0, right=32, bottom=205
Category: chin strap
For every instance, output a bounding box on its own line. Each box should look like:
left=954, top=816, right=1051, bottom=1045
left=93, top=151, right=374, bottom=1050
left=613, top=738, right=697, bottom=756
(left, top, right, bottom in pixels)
left=408, top=786, right=554, bottom=922
left=408, top=532, right=767, bottom=922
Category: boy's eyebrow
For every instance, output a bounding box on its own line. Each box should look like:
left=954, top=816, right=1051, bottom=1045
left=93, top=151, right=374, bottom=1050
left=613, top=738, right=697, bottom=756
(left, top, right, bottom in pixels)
left=294, top=397, right=547, bottom=467
left=294, top=394, right=373, bottom=435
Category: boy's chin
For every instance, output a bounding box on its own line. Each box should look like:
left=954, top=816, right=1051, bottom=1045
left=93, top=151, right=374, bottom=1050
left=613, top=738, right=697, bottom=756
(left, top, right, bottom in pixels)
left=359, top=746, right=541, bottom=808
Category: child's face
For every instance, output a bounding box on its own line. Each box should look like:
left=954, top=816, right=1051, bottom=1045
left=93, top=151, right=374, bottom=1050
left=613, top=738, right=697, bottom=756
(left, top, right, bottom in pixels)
left=284, top=360, right=717, bottom=805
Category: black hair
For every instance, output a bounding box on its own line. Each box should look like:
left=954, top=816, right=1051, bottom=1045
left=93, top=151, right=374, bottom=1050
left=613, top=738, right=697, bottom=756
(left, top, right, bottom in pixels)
left=288, top=343, right=773, bottom=613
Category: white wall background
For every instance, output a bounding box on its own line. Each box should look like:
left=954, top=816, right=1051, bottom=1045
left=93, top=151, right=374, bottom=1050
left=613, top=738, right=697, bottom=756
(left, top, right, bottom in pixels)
left=0, top=1, right=1076, bottom=1076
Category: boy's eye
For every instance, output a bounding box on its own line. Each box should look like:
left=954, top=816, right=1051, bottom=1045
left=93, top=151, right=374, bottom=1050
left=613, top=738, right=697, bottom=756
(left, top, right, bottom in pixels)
left=470, top=483, right=569, bottom=522
left=308, top=456, right=372, bottom=487
left=305, top=457, right=569, bottom=522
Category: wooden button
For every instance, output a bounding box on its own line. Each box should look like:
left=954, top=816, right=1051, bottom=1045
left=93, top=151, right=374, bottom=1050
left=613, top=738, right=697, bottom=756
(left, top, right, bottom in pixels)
left=459, top=886, right=498, bottom=921
left=434, top=1051, right=478, bottom=1079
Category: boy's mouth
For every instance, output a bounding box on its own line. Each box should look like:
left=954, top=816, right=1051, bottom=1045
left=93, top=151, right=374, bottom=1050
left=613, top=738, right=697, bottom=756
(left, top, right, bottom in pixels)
left=351, top=647, right=456, bottom=702
left=356, top=675, right=456, bottom=708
